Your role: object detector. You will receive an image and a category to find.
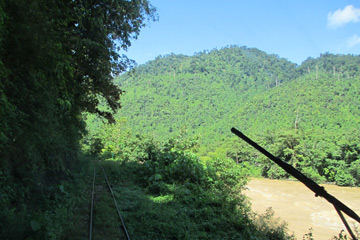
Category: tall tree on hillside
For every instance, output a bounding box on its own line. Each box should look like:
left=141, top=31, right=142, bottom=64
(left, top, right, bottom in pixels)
left=0, top=0, right=156, bottom=181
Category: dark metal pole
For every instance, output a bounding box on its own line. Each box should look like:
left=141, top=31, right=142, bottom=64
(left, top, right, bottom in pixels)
left=231, top=127, right=360, bottom=239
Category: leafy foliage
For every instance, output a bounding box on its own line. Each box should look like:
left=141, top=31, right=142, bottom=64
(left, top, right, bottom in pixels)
left=115, top=46, right=298, bottom=143
left=1, top=0, right=360, bottom=236
left=114, top=47, right=360, bottom=186
left=80, top=121, right=295, bottom=239
left=0, top=1, right=155, bottom=239
left=298, top=53, right=360, bottom=78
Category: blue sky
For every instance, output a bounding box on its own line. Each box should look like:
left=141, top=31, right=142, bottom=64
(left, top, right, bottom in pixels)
left=123, top=0, right=360, bottom=66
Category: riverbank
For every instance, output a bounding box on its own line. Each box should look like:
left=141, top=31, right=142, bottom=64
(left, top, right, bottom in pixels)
left=244, top=178, right=360, bottom=239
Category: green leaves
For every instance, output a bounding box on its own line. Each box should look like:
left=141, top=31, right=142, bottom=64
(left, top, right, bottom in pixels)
left=225, top=128, right=360, bottom=186
left=58, top=185, right=66, bottom=194
left=0, top=1, right=157, bottom=238
left=113, top=48, right=360, bottom=186
left=30, top=220, right=41, bottom=232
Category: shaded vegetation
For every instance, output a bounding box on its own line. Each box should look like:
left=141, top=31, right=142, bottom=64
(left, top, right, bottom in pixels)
left=1, top=0, right=359, bottom=238
left=0, top=0, right=155, bottom=238
left=80, top=123, right=295, bottom=239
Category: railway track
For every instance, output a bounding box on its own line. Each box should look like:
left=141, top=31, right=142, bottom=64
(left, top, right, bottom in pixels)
left=89, top=163, right=131, bottom=240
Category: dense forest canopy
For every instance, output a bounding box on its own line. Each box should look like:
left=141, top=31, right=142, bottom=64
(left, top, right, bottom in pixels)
left=111, top=46, right=360, bottom=186
left=0, top=0, right=155, bottom=180
left=1, top=0, right=359, bottom=238
left=114, top=46, right=360, bottom=140
left=0, top=0, right=156, bottom=238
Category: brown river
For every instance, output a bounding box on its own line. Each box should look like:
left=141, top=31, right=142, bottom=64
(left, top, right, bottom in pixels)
left=244, top=178, right=360, bottom=239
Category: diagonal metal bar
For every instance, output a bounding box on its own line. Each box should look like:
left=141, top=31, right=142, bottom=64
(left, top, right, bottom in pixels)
left=231, top=127, right=360, bottom=239
left=335, top=206, right=358, bottom=240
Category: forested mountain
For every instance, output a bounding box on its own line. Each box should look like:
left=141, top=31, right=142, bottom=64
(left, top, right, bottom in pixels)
left=1, top=2, right=297, bottom=238
left=115, top=46, right=298, bottom=140
left=298, top=52, right=360, bottom=77
left=114, top=46, right=360, bottom=186
left=115, top=46, right=359, bottom=143
left=2, top=0, right=358, bottom=238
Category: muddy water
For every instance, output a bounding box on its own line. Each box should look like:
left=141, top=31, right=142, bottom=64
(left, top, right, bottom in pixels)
left=244, top=178, right=360, bottom=239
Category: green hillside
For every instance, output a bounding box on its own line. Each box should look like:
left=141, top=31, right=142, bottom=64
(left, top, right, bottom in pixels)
left=2, top=1, right=358, bottom=238
left=113, top=46, right=360, bottom=186
left=115, top=46, right=298, bottom=141
left=231, top=72, right=360, bottom=134
left=115, top=46, right=360, bottom=144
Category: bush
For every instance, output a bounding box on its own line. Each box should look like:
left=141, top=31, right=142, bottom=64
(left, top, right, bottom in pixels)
left=335, top=170, right=355, bottom=186
left=349, top=160, right=360, bottom=185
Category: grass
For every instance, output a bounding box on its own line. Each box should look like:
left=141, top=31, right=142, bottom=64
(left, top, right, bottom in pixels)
left=60, top=158, right=295, bottom=240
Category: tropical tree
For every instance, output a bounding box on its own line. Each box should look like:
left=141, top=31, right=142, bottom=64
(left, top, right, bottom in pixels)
left=0, top=0, right=156, bottom=179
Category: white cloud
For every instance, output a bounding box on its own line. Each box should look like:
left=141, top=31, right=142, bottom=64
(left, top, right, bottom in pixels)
left=347, top=34, right=360, bottom=48
left=327, top=5, right=360, bottom=29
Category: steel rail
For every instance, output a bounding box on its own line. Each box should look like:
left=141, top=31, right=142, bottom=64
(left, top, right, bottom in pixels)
left=101, top=164, right=131, bottom=240
left=89, top=165, right=96, bottom=240
left=89, top=163, right=131, bottom=240
left=231, top=127, right=359, bottom=239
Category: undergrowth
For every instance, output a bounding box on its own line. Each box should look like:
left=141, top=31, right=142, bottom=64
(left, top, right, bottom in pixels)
left=0, top=130, right=296, bottom=239
left=84, top=129, right=296, bottom=240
